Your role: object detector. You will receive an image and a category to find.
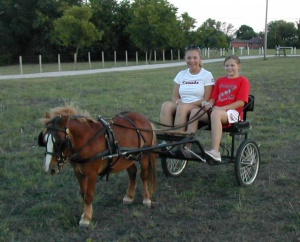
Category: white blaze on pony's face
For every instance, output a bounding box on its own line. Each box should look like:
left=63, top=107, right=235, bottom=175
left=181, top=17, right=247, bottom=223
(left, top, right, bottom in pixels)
left=44, top=133, right=54, bottom=172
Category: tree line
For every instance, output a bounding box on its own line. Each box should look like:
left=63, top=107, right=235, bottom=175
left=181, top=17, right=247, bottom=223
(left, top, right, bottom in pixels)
left=0, top=0, right=299, bottom=65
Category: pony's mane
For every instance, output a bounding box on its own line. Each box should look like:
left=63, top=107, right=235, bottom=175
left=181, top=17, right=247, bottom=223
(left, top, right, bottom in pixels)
left=40, top=104, right=91, bottom=125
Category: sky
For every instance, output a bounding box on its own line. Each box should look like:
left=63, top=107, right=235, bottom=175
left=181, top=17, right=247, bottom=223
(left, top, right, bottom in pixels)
left=168, top=0, right=300, bottom=32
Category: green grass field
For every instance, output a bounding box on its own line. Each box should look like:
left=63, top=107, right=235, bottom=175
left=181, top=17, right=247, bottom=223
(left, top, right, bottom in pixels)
left=0, top=56, right=299, bottom=241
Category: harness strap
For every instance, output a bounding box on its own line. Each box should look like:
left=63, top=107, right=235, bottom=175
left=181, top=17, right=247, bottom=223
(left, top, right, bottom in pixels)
left=113, top=112, right=148, bottom=147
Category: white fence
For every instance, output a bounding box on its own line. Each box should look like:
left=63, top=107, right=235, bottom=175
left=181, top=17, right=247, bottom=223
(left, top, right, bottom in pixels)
left=2, top=47, right=298, bottom=75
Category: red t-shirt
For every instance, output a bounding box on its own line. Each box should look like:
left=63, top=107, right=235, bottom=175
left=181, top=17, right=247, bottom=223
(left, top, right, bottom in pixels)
left=211, top=76, right=250, bottom=120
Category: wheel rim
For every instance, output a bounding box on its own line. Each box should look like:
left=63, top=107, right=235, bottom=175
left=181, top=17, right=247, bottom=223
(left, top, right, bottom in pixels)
left=166, top=158, right=187, bottom=176
left=239, top=142, right=259, bottom=185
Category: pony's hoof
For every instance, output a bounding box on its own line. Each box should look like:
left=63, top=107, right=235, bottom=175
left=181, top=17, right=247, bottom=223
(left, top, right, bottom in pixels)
left=79, top=218, right=90, bottom=228
left=123, top=195, right=134, bottom=204
left=143, top=198, right=151, bottom=207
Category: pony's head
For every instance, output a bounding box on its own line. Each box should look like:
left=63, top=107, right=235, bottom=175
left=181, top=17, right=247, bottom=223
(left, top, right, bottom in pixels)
left=38, top=105, right=90, bottom=174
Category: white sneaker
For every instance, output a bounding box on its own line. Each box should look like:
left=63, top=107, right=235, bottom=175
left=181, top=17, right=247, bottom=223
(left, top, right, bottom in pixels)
left=205, top=150, right=221, bottom=162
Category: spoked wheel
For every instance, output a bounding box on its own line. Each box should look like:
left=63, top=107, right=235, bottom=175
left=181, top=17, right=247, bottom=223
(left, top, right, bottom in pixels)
left=235, top=139, right=260, bottom=186
left=161, top=157, right=188, bottom=177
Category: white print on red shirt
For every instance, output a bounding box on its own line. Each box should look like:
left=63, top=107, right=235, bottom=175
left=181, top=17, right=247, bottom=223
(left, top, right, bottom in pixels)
left=218, top=84, right=237, bottom=102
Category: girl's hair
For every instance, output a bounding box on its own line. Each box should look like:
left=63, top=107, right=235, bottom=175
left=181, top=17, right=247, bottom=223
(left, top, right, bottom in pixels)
left=185, top=45, right=203, bottom=67
left=224, top=55, right=241, bottom=65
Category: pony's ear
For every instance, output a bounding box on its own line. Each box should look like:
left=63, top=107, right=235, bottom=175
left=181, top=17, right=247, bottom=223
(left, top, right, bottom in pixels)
left=45, top=112, right=50, bottom=118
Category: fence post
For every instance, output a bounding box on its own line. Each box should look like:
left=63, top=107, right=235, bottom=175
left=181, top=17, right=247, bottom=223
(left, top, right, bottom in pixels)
left=125, top=50, right=128, bottom=66
left=171, top=49, right=173, bottom=61
left=74, top=53, right=77, bottom=70
left=220, top=48, right=222, bottom=57
left=39, top=55, right=42, bottom=73
left=88, top=52, right=91, bottom=69
left=145, top=51, right=148, bottom=64
left=178, top=49, right=180, bottom=61
left=58, top=54, right=61, bottom=72
left=102, top=51, right=104, bottom=68
left=207, top=48, right=210, bottom=58
left=154, top=50, right=156, bottom=62
left=204, top=48, right=207, bottom=57
left=19, top=56, right=23, bottom=75
left=114, top=51, right=117, bottom=67
left=136, top=51, right=138, bottom=64
left=232, top=47, right=235, bottom=55
left=162, top=50, right=165, bottom=62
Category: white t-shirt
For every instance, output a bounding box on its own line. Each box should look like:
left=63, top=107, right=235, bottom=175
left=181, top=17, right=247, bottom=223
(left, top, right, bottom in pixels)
left=174, top=68, right=215, bottom=103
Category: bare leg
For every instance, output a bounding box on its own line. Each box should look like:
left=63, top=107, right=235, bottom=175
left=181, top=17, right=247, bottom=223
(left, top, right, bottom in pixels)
left=159, top=101, right=176, bottom=128
left=210, top=109, right=228, bottom=152
left=186, top=108, right=209, bottom=133
left=174, top=103, right=199, bottom=131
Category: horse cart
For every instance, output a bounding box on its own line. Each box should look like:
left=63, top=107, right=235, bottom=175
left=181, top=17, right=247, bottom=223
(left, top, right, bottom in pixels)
left=38, top=95, right=260, bottom=227
left=154, top=94, right=260, bottom=187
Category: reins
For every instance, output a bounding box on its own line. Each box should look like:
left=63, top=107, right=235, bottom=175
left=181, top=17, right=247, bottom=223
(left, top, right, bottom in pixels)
left=149, top=106, right=211, bottom=132
left=109, top=107, right=210, bottom=133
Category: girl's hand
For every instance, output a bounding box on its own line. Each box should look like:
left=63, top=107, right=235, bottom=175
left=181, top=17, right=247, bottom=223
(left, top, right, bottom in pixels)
left=202, top=101, right=212, bottom=110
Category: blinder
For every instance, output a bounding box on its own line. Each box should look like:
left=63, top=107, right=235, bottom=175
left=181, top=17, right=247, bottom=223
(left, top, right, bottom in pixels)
left=38, top=131, right=46, bottom=147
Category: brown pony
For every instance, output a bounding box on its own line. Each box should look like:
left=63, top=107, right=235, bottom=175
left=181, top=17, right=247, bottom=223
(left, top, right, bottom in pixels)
left=38, top=105, right=157, bottom=227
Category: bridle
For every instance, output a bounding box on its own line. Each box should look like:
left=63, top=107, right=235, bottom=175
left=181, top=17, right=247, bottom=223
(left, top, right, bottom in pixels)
left=38, top=116, right=71, bottom=168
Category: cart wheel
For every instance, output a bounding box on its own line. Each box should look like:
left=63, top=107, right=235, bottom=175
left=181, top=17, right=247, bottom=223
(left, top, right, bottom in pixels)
left=235, top=139, right=260, bottom=186
left=161, top=157, right=188, bottom=177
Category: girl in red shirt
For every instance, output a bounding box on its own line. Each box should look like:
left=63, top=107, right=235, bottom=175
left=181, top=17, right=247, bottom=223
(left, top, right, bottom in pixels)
left=184, top=55, right=250, bottom=162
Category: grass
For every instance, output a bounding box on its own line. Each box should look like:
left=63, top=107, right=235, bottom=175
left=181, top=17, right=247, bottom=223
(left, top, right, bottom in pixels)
left=0, top=56, right=299, bottom=241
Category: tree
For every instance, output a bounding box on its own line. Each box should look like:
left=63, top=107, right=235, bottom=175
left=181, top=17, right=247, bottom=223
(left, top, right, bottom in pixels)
left=196, top=18, right=229, bottom=48
left=235, top=25, right=257, bottom=40
left=178, top=12, right=197, bottom=47
left=267, top=20, right=297, bottom=48
left=126, top=0, right=182, bottom=62
left=220, top=22, right=236, bottom=39
left=32, top=0, right=76, bottom=58
left=0, top=0, right=38, bottom=59
left=114, top=0, right=134, bottom=52
left=53, top=5, right=103, bottom=63
left=296, top=19, right=300, bottom=48
left=89, top=0, right=119, bottom=53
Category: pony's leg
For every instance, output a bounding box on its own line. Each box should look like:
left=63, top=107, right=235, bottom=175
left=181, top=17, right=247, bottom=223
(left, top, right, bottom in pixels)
left=75, top=173, right=97, bottom=228
left=123, top=164, right=137, bottom=204
left=140, top=156, right=151, bottom=207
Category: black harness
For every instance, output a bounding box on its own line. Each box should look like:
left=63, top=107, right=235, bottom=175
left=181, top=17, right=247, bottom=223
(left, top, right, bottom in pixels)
left=38, top=113, right=150, bottom=180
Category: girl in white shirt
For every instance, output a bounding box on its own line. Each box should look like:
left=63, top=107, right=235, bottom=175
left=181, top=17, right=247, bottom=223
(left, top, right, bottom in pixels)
left=160, top=46, right=215, bottom=131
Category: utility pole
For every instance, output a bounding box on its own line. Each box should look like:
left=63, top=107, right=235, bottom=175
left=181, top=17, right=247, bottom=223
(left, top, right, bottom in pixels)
left=264, top=0, right=269, bottom=60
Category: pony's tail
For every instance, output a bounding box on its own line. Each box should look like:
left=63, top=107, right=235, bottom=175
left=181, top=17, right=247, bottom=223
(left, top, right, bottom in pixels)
left=148, top=122, right=158, bottom=195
